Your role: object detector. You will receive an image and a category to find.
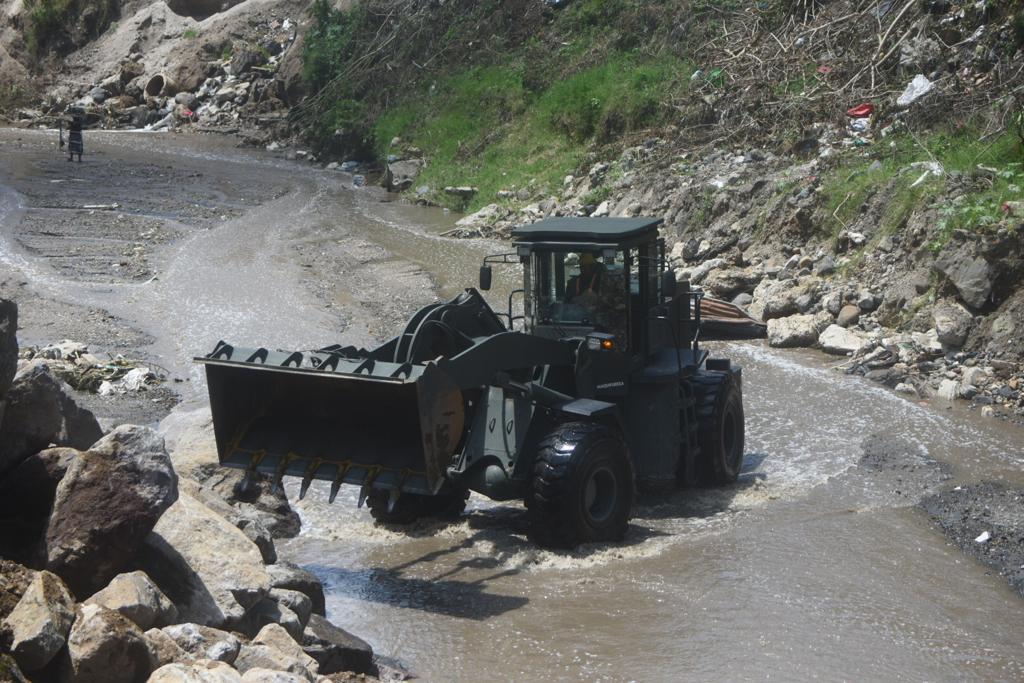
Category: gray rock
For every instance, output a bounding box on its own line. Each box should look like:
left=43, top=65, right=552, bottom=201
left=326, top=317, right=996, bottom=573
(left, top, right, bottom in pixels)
left=2, top=571, right=75, bottom=671
left=266, top=563, right=325, bottom=617
left=937, top=378, right=960, bottom=400
left=234, top=624, right=318, bottom=681
left=814, top=255, right=836, bottom=276
left=149, top=660, right=243, bottom=682
left=856, top=290, right=879, bottom=311
left=836, top=304, right=861, bottom=328
left=141, top=492, right=269, bottom=629
left=933, top=300, right=973, bottom=348
left=382, top=159, right=423, bottom=192
left=0, top=362, right=64, bottom=476
left=0, top=360, right=102, bottom=476
left=45, top=426, right=178, bottom=597
left=269, top=590, right=311, bottom=630
left=238, top=596, right=303, bottom=641
left=143, top=627, right=188, bottom=668
left=703, top=267, right=761, bottom=300
left=933, top=247, right=991, bottom=309
left=161, top=623, right=241, bottom=664
left=301, top=614, right=373, bottom=675
left=731, top=292, right=753, bottom=308
left=65, top=603, right=155, bottom=683
left=85, top=571, right=177, bottom=630
left=229, top=48, right=267, bottom=76
left=767, top=312, right=832, bottom=348
left=818, top=325, right=868, bottom=356
left=687, top=258, right=726, bottom=285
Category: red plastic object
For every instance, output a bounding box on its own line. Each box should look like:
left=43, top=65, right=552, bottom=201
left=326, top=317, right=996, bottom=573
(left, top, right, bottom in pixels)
left=846, top=103, right=874, bottom=118
left=817, top=65, right=833, bottom=74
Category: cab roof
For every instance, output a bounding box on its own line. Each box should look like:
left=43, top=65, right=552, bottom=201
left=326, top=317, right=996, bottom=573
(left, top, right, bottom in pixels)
left=511, top=217, right=663, bottom=245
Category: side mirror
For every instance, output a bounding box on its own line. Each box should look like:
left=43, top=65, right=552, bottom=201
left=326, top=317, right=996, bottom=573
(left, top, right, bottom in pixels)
left=661, top=270, right=677, bottom=299
left=479, top=265, right=493, bottom=291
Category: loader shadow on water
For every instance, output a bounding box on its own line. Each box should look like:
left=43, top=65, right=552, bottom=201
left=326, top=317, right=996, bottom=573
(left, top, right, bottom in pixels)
left=305, top=508, right=677, bottom=620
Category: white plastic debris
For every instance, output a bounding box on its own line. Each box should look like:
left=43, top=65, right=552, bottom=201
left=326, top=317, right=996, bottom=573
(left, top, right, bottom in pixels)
left=121, top=367, right=155, bottom=391
left=975, top=531, right=991, bottom=544
left=897, top=75, right=934, bottom=108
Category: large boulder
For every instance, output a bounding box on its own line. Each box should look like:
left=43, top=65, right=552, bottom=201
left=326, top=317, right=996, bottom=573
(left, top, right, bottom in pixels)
left=933, top=299, right=973, bottom=348
left=143, top=627, right=189, bottom=668
left=233, top=624, right=318, bottom=681
left=0, top=361, right=102, bottom=476
left=836, top=304, right=861, bottom=328
left=767, top=312, right=831, bottom=348
left=149, top=660, right=243, bottom=683
left=64, top=603, right=155, bottom=683
left=933, top=246, right=991, bottom=309
left=140, top=492, right=269, bottom=629
left=0, top=299, right=16, bottom=400
left=1, top=570, right=75, bottom=672
left=84, top=571, right=178, bottom=630
left=818, top=324, right=869, bottom=356
left=382, top=159, right=424, bottom=193
left=45, top=426, right=178, bottom=597
left=749, top=278, right=817, bottom=321
left=266, top=563, right=325, bottom=617
left=237, top=596, right=303, bottom=641
left=161, top=623, right=241, bottom=664
left=702, top=267, right=762, bottom=300
left=269, top=590, right=311, bottom=630
left=301, top=614, right=373, bottom=676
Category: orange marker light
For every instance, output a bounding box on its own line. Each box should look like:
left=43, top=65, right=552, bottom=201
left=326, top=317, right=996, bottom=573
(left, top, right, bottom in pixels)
left=600, top=339, right=614, bottom=350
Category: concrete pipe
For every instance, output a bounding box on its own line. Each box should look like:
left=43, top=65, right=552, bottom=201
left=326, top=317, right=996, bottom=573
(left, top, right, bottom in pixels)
left=144, top=74, right=178, bottom=98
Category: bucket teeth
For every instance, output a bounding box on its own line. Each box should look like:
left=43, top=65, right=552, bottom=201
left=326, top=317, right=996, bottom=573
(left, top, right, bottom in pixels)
left=328, top=462, right=350, bottom=504
left=357, top=485, right=369, bottom=509
left=387, top=488, right=401, bottom=514
left=299, top=460, right=319, bottom=501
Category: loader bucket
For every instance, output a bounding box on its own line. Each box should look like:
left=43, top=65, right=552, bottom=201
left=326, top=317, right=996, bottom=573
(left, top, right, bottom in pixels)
left=196, top=343, right=465, bottom=497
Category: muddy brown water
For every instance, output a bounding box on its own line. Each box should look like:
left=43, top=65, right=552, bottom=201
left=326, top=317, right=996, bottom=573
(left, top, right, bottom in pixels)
left=3, top=129, right=1024, bottom=681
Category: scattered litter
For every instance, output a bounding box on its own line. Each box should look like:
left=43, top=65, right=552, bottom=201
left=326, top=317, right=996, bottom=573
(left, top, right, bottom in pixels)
left=846, top=103, right=874, bottom=118
left=896, top=74, right=934, bottom=107
left=974, top=530, right=991, bottom=544
left=816, top=65, right=833, bottom=74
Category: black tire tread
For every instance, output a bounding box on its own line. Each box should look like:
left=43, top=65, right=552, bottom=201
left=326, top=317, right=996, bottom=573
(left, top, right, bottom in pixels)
left=367, top=488, right=469, bottom=525
left=531, top=421, right=634, bottom=547
left=690, top=370, right=745, bottom=487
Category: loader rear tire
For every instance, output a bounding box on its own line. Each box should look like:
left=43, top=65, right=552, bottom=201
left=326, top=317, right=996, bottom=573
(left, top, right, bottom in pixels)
left=530, top=422, right=634, bottom=548
left=691, top=371, right=745, bottom=486
left=367, top=489, right=469, bottom=525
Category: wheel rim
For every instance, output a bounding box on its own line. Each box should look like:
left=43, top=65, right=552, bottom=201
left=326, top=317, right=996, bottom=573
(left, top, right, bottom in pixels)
left=583, top=465, right=618, bottom=524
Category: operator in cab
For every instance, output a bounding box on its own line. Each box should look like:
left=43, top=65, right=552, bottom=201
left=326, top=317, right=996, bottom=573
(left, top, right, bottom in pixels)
left=565, top=252, right=605, bottom=302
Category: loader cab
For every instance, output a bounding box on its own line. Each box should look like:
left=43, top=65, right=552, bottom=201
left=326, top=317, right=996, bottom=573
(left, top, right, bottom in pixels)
left=510, top=217, right=668, bottom=357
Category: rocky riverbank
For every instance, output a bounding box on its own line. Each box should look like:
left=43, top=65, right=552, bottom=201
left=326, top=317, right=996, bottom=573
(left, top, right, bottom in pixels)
left=0, top=300, right=393, bottom=683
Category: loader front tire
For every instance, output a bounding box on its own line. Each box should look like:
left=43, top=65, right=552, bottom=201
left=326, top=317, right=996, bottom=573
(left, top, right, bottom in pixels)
left=367, top=488, right=469, bottom=525
left=691, top=371, right=745, bottom=486
left=531, top=422, right=634, bottom=548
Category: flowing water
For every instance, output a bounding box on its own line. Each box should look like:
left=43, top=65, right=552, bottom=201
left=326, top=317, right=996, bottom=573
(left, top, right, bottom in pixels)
left=2, top=130, right=1023, bottom=681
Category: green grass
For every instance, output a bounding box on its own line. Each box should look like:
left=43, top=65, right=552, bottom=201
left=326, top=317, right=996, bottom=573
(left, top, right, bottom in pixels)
left=822, top=129, right=1022, bottom=253
left=370, top=53, right=690, bottom=210
left=183, top=28, right=198, bottom=40
left=24, top=0, right=73, bottom=54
